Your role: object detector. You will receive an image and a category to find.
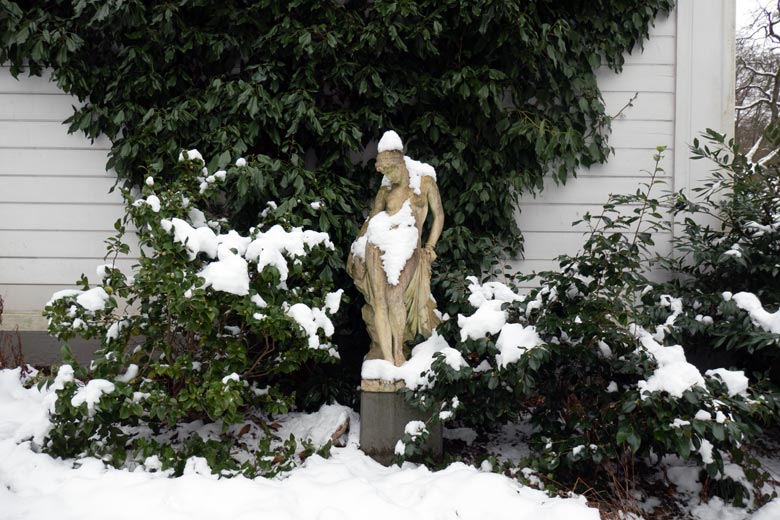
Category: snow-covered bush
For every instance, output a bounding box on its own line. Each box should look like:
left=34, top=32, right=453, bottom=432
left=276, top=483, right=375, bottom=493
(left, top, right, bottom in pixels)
left=42, top=150, right=343, bottom=476
left=648, top=129, right=780, bottom=388
left=406, top=149, right=772, bottom=504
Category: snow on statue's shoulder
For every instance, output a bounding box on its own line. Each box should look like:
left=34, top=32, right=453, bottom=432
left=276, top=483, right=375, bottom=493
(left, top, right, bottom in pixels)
left=377, top=130, right=404, bottom=153
left=403, top=156, right=437, bottom=195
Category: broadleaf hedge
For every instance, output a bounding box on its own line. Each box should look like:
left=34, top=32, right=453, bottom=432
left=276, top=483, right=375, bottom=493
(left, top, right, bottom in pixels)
left=0, top=0, right=674, bottom=385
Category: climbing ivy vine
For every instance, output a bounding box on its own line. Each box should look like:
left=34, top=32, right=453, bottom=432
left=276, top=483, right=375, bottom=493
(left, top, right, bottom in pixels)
left=0, top=0, right=674, bottom=384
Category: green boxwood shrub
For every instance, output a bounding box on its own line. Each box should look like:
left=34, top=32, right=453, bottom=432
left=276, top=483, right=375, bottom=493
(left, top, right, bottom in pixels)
left=402, top=148, right=774, bottom=506
left=647, top=129, right=780, bottom=384
left=43, top=150, right=343, bottom=476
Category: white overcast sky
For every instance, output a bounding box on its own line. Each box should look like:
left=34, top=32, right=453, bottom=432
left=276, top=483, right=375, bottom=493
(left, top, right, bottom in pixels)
left=737, top=0, right=775, bottom=30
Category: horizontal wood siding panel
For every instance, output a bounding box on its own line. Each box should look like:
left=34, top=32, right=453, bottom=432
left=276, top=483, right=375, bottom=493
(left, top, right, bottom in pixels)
left=0, top=148, right=111, bottom=176
left=515, top=15, right=676, bottom=276
left=0, top=203, right=125, bottom=231
left=0, top=93, right=78, bottom=121
left=602, top=92, right=674, bottom=121
left=0, top=176, right=121, bottom=203
left=505, top=259, right=558, bottom=276
left=522, top=130, right=674, bottom=195
left=597, top=65, right=675, bottom=93
left=519, top=204, right=614, bottom=232
left=518, top=204, right=671, bottom=233
left=607, top=120, right=674, bottom=149
left=519, top=176, right=674, bottom=205
left=0, top=69, right=62, bottom=94
left=0, top=284, right=78, bottom=312
left=0, top=230, right=139, bottom=258
left=0, top=121, right=110, bottom=149
left=521, top=231, right=672, bottom=261
left=573, top=147, right=673, bottom=177
left=649, top=12, right=675, bottom=36
left=621, top=35, right=674, bottom=65
left=0, top=258, right=136, bottom=285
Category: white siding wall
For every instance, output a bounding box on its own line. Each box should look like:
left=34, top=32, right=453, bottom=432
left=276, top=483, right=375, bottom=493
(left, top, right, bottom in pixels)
left=0, top=0, right=735, bottom=330
left=0, top=68, right=126, bottom=330
left=514, top=0, right=736, bottom=284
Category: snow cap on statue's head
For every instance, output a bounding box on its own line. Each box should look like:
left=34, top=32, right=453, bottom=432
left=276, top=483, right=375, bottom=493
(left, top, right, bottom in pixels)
left=377, top=130, right=404, bottom=153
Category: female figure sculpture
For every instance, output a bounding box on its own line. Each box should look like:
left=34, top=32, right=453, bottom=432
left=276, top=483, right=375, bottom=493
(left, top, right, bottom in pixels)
left=347, top=131, right=444, bottom=367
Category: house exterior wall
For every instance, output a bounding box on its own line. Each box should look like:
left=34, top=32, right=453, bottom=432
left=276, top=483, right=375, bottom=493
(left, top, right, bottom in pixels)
left=0, top=1, right=735, bottom=339
left=0, top=68, right=129, bottom=332
left=514, top=0, right=736, bottom=285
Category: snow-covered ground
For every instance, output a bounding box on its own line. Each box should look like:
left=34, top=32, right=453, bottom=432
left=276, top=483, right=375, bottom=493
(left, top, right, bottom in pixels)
left=0, top=368, right=599, bottom=520
left=1, top=367, right=778, bottom=519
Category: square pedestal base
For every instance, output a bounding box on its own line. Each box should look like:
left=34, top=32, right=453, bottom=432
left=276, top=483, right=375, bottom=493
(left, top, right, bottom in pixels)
left=359, top=388, right=442, bottom=465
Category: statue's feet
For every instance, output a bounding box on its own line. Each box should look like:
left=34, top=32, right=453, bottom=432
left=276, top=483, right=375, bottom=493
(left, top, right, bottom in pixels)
left=365, top=346, right=390, bottom=362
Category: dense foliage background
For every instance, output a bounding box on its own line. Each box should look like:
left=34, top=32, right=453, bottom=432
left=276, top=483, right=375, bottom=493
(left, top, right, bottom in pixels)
left=0, top=0, right=673, bottom=395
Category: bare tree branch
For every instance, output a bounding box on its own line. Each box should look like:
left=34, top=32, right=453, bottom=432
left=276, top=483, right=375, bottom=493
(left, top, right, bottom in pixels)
left=736, top=85, right=772, bottom=94
left=741, top=62, right=777, bottom=77
left=736, top=1, right=780, bottom=165
left=745, top=133, right=763, bottom=163
left=758, top=146, right=779, bottom=165
left=736, top=98, right=775, bottom=111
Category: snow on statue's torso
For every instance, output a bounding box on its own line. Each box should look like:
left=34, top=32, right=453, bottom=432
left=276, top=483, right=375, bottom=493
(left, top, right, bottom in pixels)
left=350, top=156, right=437, bottom=287
left=350, top=200, right=418, bottom=286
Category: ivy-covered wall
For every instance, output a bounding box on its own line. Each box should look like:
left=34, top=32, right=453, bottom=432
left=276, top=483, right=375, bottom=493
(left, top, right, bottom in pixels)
left=0, top=0, right=674, bottom=272
left=1, top=1, right=681, bottom=374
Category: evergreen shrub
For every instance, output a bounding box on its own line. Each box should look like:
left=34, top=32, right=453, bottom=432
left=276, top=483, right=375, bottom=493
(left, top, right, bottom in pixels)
left=43, top=151, right=343, bottom=476
left=405, top=148, right=774, bottom=506
left=648, top=130, right=780, bottom=386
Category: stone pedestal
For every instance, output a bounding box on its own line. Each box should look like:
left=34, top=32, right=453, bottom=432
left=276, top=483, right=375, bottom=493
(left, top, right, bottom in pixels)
left=360, top=380, right=442, bottom=465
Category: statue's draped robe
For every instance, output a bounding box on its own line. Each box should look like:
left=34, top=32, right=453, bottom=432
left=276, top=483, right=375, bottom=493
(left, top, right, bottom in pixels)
left=348, top=240, right=440, bottom=362
left=402, top=248, right=440, bottom=342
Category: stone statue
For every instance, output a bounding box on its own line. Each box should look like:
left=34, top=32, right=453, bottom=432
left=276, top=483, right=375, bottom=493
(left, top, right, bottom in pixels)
left=347, top=131, right=444, bottom=367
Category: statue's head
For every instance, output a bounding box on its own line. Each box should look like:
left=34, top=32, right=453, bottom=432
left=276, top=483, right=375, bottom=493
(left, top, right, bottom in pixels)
left=376, top=130, right=407, bottom=184
left=375, top=150, right=406, bottom=184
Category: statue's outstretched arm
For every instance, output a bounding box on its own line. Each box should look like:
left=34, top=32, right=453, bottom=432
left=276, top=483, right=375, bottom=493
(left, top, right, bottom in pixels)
left=425, top=178, right=444, bottom=252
